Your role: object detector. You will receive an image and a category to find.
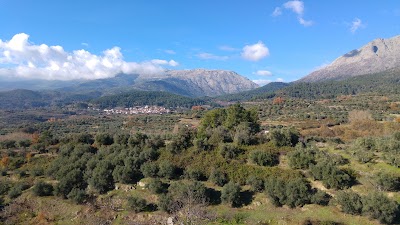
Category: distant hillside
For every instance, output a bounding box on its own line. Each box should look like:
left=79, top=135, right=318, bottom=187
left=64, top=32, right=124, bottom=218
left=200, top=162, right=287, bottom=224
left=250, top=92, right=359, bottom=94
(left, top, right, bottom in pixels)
left=215, top=82, right=289, bottom=101
left=91, top=90, right=206, bottom=108
left=281, top=68, right=400, bottom=99
left=300, top=35, right=400, bottom=82
left=0, top=69, right=258, bottom=97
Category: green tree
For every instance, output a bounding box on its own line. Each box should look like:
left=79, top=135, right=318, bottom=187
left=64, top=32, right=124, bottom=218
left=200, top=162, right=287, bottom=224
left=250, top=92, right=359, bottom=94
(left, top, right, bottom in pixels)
left=32, top=181, right=54, bottom=196
left=127, top=196, right=147, bottom=212
left=221, top=181, right=241, bottom=207
left=88, top=160, right=114, bottom=194
left=336, top=191, right=363, bottom=215
left=362, top=192, right=399, bottom=224
left=249, top=150, right=279, bottom=167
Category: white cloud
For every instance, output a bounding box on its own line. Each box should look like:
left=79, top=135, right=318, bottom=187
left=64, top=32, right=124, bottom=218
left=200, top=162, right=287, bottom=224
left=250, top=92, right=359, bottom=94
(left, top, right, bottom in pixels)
left=219, top=45, right=238, bottom=51
left=252, top=79, right=272, bottom=86
left=350, top=18, right=364, bottom=33
left=151, top=59, right=179, bottom=67
left=272, top=7, right=282, bottom=17
left=253, top=78, right=284, bottom=86
left=0, top=33, right=179, bottom=80
left=241, top=41, right=269, bottom=61
left=254, top=70, right=272, bottom=76
left=197, top=52, right=229, bottom=60
left=283, top=0, right=304, bottom=15
left=299, top=18, right=314, bottom=26
left=273, top=1, right=313, bottom=27
left=164, top=49, right=176, bottom=54
left=81, top=42, right=89, bottom=47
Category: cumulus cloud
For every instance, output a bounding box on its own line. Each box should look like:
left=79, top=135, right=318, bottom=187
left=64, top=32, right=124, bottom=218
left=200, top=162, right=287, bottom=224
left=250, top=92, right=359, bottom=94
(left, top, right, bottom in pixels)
left=273, top=0, right=313, bottom=26
left=254, top=70, right=272, bottom=76
left=284, top=0, right=304, bottom=15
left=197, top=52, right=229, bottom=60
left=252, top=78, right=284, bottom=86
left=252, top=79, right=272, bottom=86
left=151, top=59, right=179, bottom=66
left=0, top=33, right=179, bottom=80
left=272, top=7, right=282, bottom=17
left=350, top=18, right=364, bottom=33
left=241, top=41, right=269, bottom=61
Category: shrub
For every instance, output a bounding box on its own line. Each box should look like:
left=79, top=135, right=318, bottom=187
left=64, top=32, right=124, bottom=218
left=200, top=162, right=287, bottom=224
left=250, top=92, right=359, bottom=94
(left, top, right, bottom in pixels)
left=288, top=146, right=316, bottom=169
left=362, top=192, right=399, bottom=224
left=31, top=167, right=45, bottom=177
left=246, top=175, right=264, bottom=192
left=219, top=143, right=242, bottom=160
left=141, top=162, right=159, bottom=178
left=8, top=182, right=30, bottom=199
left=311, top=190, right=331, bottom=206
left=127, top=196, right=147, bottom=213
left=373, top=172, right=400, bottom=191
left=221, top=182, right=241, bottom=207
left=336, top=191, right=363, bottom=215
left=95, top=133, right=114, bottom=146
left=249, top=150, right=279, bottom=167
left=158, top=194, right=174, bottom=213
left=147, top=178, right=167, bottom=194
left=184, top=167, right=205, bottom=181
left=310, top=161, right=356, bottom=189
left=32, top=181, right=54, bottom=196
left=158, top=161, right=176, bottom=179
left=209, top=169, right=228, bottom=187
left=67, top=188, right=87, bottom=204
left=88, top=160, right=114, bottom=194
left=265, top=177, right=312, bottom=208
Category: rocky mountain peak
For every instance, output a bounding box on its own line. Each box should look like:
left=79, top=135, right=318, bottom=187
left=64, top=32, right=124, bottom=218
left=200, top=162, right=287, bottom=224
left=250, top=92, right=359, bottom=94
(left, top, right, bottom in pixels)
left=299, top=35, right=400, bottom=82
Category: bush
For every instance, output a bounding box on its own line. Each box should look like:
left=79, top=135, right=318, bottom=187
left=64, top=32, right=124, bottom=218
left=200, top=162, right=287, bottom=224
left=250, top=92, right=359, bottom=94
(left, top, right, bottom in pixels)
left=246, top=175, right=264, bottom=192
left=32, top=181, right=54, bottom=196
left=8, top=182, right=30, bottom=199
left=141, top=162, right=159, bottom=178
left=373, top=172, right=400, bottom=191
left=209, top=169, right=228, bottom=187
left=336, top=191, right=363, bottom=215
left=184, top=167, right=205, bottom=181
left=127, top=196, right=147, bottom=213
left=219, top=143, right=242, bottom=160
left=67, top=188, right=88, bottom=204
left=310, top=161, right=356, bottom=190
left=362, top=192, right=399, bottom=224
left=95, top=133, right=114, bottom=146
left=158, top=194, right=174, bottom=213
left=265, top=177, right=312, bottom=208
left=288, top=146, right=316, bottom=169
left=249, top=150, right=279, bottom=167
left=88, top=160, right=115, bottom=194
left=157, top=161, right=176, bottom=179
left=221, top=182, right=241, bottom=207
left=311, top=190, right=331, bottom=206
left=147, top=178, right=167, bottom=194
left=31, top=167, right=45, bottom=177
left=269, top=127, right=299, bottom=147
left=0, top=181, right=10, bottom=195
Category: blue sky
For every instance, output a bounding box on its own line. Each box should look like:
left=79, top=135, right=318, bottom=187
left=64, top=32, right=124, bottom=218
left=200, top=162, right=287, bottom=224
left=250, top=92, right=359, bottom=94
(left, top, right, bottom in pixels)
left=0, top=0, right=399, bottom=85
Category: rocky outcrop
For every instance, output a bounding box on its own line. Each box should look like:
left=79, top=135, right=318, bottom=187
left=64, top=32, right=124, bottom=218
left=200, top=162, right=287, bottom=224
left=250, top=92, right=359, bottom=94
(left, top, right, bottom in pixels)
left=299, top=35, right=400, bottom=82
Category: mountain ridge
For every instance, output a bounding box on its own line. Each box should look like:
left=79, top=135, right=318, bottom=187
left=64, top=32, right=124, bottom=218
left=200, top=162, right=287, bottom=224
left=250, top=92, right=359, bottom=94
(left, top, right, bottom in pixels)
left=299, top=35, right=400, bottom=82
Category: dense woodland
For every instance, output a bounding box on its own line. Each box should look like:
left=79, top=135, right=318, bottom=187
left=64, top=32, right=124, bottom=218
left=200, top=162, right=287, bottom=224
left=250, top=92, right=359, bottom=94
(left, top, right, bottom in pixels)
left=1, top=71, right=400, bottom=224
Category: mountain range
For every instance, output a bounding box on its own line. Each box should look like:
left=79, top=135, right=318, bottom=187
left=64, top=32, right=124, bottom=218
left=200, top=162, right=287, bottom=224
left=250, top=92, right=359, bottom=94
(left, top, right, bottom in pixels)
left=300, top=35, right=400, bottom=82
left=0, top=69, right=258, bottom=98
